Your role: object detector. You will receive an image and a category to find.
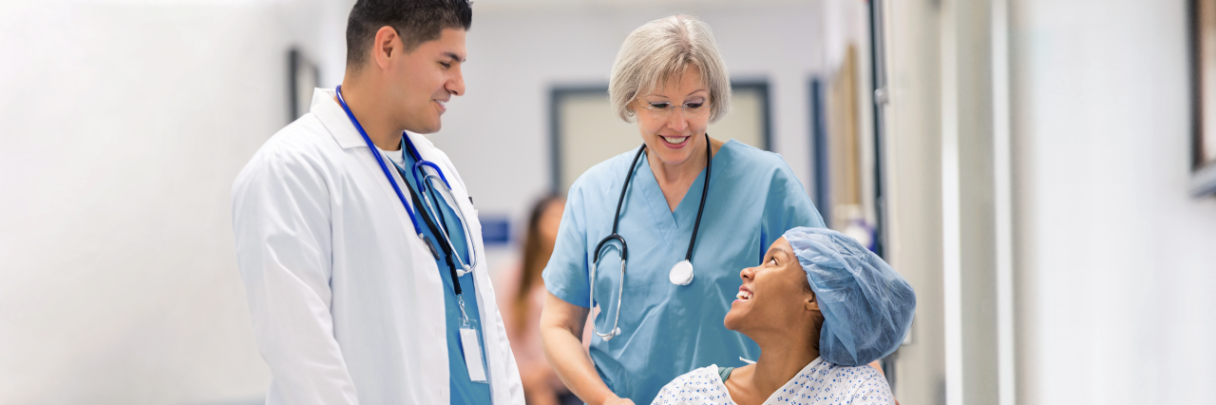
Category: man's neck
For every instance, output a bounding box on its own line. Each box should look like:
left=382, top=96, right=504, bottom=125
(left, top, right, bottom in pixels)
left=337, top=79, right=403, bottom=151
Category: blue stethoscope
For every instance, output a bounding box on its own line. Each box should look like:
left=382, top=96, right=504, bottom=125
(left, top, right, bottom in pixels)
left=590, top=134, right=712, bottom=341
left=335, top=85, right=478, bottom=290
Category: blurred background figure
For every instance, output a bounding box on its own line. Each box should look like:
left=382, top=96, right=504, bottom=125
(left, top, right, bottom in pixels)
left=495, top=194, right=583, bottom=405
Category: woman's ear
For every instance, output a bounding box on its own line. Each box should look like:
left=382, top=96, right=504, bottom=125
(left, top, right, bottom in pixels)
left=804, top=292, right=820, bottom=312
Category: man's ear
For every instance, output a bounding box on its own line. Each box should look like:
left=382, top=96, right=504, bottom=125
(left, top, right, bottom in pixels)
left=372, top=26, right=400, bottom=70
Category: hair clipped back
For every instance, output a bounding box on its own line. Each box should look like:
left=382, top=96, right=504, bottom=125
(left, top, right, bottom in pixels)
left=345, top=0, right=472, bottom=69
left=609, top=15, right=731, bottom=123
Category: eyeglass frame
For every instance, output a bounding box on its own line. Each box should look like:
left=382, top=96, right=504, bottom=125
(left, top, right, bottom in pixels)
left=634, top=98, right=712, bottom=119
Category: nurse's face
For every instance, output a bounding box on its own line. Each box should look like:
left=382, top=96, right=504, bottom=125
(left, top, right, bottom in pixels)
left=630, top=66, right=711, bottom=167
left=388, top=28, right=467, bottom=134
left=724, top=237, right=821, bottom=335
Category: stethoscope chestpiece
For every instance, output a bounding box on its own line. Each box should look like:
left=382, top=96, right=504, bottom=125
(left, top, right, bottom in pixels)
left=669, top=260, right=694, bottom=285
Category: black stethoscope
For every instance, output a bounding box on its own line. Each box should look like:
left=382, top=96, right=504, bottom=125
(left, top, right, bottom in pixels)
left=590, top=133, right=712, bottom=341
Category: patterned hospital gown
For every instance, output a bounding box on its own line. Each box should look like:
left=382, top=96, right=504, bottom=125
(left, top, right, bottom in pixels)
left=650, top=358, right=893, bottom=405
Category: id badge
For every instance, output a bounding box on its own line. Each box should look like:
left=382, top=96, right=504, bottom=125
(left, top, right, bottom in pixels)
left=459, top=325, right=488, bottom=383
left=456, top=295, right=488, bottom=383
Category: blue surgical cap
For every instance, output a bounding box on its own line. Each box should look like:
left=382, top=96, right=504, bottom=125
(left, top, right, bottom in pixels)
left=783, top=227, right=916, bottom=367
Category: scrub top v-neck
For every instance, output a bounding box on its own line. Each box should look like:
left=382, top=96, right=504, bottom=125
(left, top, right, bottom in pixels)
left=382, top=145, right=491, bottom=405
left=542, top=140, right=826, bottom=404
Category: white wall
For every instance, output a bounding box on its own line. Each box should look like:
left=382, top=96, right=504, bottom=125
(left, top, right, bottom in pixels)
left=1012, top=0, right=1216, bottom=404
left=0, top=1, right=335, bottom=403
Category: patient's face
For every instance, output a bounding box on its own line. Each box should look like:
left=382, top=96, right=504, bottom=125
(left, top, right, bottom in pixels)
left=724, top=237, right=816, bottom=334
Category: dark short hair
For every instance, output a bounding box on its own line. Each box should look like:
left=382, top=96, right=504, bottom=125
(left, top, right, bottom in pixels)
left=345, top=0, right=472, bottom=69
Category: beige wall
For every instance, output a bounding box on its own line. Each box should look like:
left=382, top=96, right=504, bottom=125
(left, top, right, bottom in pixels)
left=883, top=0, right=947, bottom=403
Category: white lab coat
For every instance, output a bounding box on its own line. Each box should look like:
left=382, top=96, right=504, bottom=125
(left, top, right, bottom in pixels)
left=231, top=88, right=524, bottom=405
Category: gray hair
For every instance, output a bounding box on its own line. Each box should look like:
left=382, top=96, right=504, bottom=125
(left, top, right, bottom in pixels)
left=609, top=15, right=731, bottom=123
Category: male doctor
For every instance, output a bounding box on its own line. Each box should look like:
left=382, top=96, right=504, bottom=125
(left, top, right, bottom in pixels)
left=231, top=0, right=523, bottom=404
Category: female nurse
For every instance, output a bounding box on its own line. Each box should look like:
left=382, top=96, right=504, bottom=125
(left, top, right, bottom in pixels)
left=539, top=15, right=826, bottom=405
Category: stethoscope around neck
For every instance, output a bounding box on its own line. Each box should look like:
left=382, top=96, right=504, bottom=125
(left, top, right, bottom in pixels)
left=591, top=134, right=712, bottom=341
left=334, top=85, right=479, bottom=284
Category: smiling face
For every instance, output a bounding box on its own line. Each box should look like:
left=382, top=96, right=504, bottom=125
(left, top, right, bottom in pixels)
left=630, top=65, right=711, bottom=167
left=387, top=27, right=467, bottom=134
left=724, top=237, right=822, bottom=336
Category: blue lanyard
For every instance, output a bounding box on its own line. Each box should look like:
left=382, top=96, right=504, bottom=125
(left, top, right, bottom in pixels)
left=335, top=85, right=423, bottom=236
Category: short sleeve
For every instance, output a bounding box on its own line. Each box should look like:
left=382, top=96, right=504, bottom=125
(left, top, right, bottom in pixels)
left=760, top=156, right=826, bottom=260
left=542, top=185, right=591, bottom=308
left=844, top=366, right=895, bottom=405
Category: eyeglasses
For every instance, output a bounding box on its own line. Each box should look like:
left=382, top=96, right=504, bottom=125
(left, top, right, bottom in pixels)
left=637, top=99, right=711, bottom=119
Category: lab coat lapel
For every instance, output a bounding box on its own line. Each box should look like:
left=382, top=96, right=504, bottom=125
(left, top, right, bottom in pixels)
left=310, top=87, right=372, bottom=150
left=310, top=88, right=425, bottom=246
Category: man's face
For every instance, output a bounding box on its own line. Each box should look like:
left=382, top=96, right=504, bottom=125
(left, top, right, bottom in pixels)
left=388, top=28, right=467, bottom=134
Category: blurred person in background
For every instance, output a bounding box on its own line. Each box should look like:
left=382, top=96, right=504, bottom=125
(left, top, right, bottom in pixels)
left=649, top=227, right=914, bottom=405
left=539, top=15, right=837, bottom=405
left=495, top=195, right=586, bottom=405
left=230, top=0, right=523, bottom=404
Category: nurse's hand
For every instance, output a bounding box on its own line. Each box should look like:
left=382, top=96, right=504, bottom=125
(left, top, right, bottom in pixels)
left=541, top=292, right=622, bottom=405
left=602, top=396, right=636, bottom=405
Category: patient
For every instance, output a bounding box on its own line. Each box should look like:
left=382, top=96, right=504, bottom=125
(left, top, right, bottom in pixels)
left=650, top=227, right=916, bottom=405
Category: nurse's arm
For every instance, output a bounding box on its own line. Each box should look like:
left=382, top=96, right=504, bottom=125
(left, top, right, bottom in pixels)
left=539, top=292, right=635, bottom=405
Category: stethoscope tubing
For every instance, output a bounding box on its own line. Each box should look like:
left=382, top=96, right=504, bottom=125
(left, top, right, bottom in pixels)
left=397, top=132, right=479, bottom=274
left=590, top=133, right=713, bottom=341
left=684, top=135, right=711, bottom=262
left=590, top=146, right=645, bottom=341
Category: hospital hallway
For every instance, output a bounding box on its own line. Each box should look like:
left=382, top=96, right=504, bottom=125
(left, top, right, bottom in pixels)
left=1, top=0, right=1214, bottom=404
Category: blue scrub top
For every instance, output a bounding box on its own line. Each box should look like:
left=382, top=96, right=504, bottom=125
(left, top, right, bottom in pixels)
left=392, top=147, right=492, bottom=405
left=543, top=140, right=825, bottom=404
